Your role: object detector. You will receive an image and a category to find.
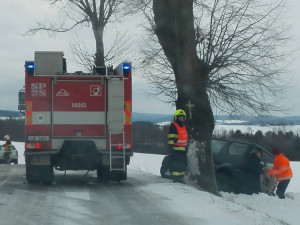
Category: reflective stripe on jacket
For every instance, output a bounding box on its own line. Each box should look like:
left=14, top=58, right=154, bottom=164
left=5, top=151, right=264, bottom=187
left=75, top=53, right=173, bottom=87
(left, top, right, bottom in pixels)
left=4, top=144, right=12, bottom=152
left=168, top=122, right=188, bottom=151
left=268, top=153, right=293, bottom=181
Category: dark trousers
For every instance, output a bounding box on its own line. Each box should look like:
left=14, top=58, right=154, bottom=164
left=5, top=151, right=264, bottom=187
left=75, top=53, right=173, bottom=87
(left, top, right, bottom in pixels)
left=170, top=151, right=187, bottom=177
left=276, top=179, right=290, bottom=199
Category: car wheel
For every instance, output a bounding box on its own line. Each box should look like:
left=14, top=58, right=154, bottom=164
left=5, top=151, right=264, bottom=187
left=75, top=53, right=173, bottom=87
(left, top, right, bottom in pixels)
left=13, top=159, right=18, bottom=164
left=216, top=172, right=232, bottom=192
left=160, top=155, right=172, bottom=179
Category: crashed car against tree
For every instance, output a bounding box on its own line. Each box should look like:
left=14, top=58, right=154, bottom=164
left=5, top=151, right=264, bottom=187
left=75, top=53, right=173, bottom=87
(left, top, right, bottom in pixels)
left=161, top=138, right=276, bottom=194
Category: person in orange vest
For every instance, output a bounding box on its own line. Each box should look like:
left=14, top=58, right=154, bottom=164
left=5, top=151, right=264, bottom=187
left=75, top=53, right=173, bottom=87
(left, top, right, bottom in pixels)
left=3, top=135, right=12, bottom=163
left=167, top=109, right=188, bottom=183
left=267, top=148, right=293, bottom=199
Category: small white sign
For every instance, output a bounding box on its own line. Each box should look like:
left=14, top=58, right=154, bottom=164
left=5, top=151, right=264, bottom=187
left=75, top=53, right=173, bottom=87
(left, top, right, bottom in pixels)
left=90, top=85, right=102, bottom=96
left=37, top=114, right=44, bottom=122
left=31, top=83, right=47, bottom=97
left=56, top=89, right=70, bottom=96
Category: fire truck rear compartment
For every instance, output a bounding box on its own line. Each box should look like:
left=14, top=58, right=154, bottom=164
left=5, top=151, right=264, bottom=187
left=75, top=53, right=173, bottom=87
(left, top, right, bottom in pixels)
left=53, top=140, right=101, bottom=171
left=52, top=140, right=130, bottom=172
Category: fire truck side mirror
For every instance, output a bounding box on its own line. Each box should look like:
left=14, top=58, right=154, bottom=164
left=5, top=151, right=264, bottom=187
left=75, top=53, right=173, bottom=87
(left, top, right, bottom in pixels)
left=25, top=61, right=35, bottom=76
left=18, top=90, right=25, bottom=112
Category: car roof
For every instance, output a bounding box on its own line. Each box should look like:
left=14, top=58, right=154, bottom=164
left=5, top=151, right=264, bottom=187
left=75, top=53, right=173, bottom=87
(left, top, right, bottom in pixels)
left=212, top=137, right=254, bottom=145
left=212, top=137, right=272, bottom=156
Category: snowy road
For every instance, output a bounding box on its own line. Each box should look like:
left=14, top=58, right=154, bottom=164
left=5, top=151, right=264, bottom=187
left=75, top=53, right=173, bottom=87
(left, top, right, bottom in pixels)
left=0, top=165, right=189, bottom=225
left=1, top=142, right=300, bottom=225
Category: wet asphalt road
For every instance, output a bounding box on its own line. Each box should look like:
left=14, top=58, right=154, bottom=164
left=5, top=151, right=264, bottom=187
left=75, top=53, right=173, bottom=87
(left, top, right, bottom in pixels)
left=0, top=165, right=190, bottom=225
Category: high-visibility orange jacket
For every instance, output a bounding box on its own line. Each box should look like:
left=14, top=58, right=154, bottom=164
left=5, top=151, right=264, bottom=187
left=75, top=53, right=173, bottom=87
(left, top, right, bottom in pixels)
left=268, top=153, right=293, bottom=182
left=168, top=122, right=188, bottom=151
left=4, top=143, right=12, bottom=152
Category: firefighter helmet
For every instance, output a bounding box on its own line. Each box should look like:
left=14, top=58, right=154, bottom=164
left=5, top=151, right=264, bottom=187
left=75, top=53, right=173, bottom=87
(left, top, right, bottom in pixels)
left=174, top=109, right=186, bottom=120
left=4, top=135, right=10, bottom=140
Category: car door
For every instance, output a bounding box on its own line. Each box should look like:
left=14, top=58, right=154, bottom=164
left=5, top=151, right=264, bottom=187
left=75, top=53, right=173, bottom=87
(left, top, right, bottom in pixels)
left=0, top=145, right=5, bottom=162
left=253, top=145, right=276, bottom=193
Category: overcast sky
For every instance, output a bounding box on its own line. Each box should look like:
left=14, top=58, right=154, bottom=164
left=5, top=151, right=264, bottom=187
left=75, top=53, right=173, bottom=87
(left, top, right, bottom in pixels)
left=0, top=0, right=299, bottom=116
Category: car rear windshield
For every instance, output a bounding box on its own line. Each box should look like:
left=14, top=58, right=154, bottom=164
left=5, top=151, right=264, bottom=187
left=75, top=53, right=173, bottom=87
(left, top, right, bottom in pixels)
left=211, top=139, right=227, bottom=155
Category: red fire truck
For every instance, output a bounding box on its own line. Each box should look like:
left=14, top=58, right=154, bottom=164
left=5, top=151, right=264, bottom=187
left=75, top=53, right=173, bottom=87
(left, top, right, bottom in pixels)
left=18, top=51, right=133, bottom=184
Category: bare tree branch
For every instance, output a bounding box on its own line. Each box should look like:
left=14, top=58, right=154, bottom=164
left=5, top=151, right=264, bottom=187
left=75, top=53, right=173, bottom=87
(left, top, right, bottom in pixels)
left=141, top=0, right=292, bottom=117
left=26, top=0, right=134, bottom=67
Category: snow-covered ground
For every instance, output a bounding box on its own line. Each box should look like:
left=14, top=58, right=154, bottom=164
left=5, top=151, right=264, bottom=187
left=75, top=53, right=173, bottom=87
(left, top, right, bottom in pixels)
left=130, top=153, right=300, bottom=224
left=5, top=141, right=300, bottom=225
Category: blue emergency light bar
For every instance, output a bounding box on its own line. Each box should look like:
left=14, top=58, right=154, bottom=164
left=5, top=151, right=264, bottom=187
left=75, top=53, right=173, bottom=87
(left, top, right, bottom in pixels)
left=25, top=61, right=35, bottom=76
left=26, top=61, right=35, bottom=71
left=122, top=63, right=131, bottom=76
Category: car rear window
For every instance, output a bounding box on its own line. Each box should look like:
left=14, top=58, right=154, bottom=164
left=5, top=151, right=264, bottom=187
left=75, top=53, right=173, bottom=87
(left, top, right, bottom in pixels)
left=228, top=143, right=249, bottom=157
left=211, top=139, right=227, bottom=155
left=261, top=150, right=274, bottom=168
left=226, top=142, right=250, bottom=165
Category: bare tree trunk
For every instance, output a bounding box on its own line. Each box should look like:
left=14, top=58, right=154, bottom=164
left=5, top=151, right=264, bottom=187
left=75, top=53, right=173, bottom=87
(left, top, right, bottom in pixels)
left=153, top=0, right=218, bottom=195
left=93, top=26, right=105, bottom=66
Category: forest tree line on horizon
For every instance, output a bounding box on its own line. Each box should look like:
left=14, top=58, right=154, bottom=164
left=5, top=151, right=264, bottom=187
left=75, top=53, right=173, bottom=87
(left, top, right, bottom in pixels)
left=1, top=118, right=300, bottom=161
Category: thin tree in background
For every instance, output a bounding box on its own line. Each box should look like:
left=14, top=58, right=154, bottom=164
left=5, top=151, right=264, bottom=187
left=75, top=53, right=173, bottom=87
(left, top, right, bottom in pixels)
left=26, top=0, right=132, bottom=68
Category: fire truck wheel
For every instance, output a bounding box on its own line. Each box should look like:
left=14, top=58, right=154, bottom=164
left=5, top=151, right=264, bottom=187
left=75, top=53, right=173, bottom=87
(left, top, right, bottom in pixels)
left=97, top=167, right=109, bottom=182
left=111, top=170, right=127, bottom=182
left=41, top=165, right=53, bottom=185
left=26, top=165, right=40, bottom=184
left=97, top=167, right=127, bottom=182
left=119, top=170, right=127, bottom=181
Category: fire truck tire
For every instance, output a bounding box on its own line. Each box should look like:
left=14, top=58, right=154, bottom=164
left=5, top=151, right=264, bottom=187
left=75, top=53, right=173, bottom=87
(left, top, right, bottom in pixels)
left=97, top=167, right=111, bottom=182
left=26, top=165, right=40, bottom=184
left=119, top=170, right=127, bottom=181
left=41, top=165, right=54, bottom=185
left=97, top=167, right=127, bottom=182
left=111, top=169, right=127, bottom=181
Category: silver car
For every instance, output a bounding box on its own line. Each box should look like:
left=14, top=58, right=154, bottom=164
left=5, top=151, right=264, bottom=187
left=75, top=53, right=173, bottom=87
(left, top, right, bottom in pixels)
left=0, top=145, right=19, bottom=164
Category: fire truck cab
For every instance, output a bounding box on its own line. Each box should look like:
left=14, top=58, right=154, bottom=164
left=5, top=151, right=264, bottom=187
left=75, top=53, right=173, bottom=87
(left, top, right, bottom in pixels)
left=19, top=51, right=133, bottom=184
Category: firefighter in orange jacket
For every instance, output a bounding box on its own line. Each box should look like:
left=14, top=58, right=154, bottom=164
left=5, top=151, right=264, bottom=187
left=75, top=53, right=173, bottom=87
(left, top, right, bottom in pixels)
left=3, top=135, right=12, bottom=163
left=268, top=148, right=293, bottom=199
left=168, top=109, right=188, bottom=182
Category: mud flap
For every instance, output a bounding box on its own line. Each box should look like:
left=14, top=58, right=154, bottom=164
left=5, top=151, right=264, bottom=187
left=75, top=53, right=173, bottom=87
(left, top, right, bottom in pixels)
left=97, top=166, right=127, bottom=182
left=26, top=155, right=53, bottom=184
left=26, top=165, right=53, bottom=185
